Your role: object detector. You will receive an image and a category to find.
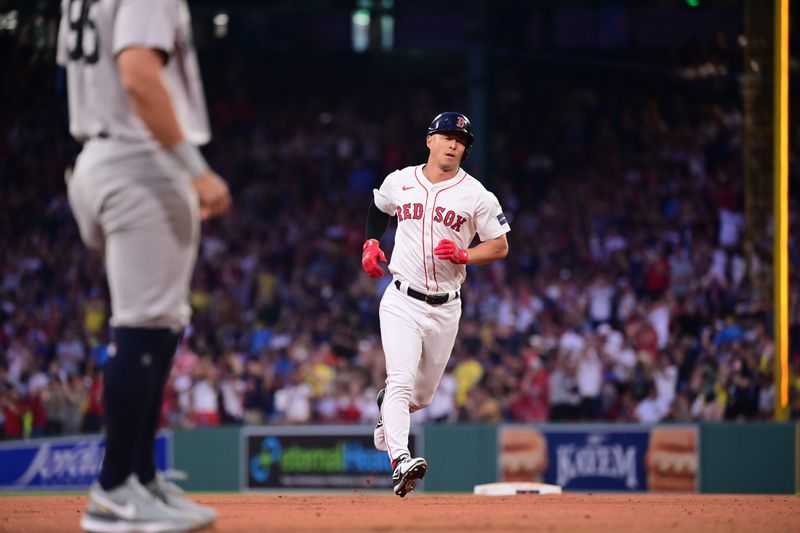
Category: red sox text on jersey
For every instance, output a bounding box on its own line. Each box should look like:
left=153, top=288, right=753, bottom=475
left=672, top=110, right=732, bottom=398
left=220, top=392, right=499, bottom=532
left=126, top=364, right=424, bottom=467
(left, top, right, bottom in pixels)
left=396, top=203, right=468, bottom=232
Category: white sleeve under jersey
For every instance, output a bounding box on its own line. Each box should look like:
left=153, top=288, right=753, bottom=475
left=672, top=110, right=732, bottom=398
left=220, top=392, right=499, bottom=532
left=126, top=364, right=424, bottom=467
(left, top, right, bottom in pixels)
left=57, top=0, right=210, bottom=145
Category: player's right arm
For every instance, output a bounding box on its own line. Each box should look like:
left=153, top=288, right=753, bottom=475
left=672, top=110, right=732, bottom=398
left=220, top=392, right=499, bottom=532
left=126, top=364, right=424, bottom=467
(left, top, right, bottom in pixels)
left=114, top=0, right=230, bottom=220
left=117, top=48, right=182, bottom=149
left=116, top=48, right=229, bottom=220
left=361, top=199, right=391, bottom=278
left=361, top=172, right=397, bottom=279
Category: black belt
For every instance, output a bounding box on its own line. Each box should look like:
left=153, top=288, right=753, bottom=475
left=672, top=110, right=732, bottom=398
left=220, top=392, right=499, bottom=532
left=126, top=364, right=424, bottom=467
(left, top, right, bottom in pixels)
left=395, top=280, right=459, bottom=305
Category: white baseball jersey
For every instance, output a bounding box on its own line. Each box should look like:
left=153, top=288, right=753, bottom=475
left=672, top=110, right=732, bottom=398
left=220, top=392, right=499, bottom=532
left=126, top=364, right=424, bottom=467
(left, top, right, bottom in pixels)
left=56, top=0, right=210, bottom=144
left=373, top=165, right=511, bottom=293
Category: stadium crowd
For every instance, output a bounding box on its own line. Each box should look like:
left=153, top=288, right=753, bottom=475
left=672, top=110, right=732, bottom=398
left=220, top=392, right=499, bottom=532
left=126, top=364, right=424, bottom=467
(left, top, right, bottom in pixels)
left=1, top=37, right=799, bottom=441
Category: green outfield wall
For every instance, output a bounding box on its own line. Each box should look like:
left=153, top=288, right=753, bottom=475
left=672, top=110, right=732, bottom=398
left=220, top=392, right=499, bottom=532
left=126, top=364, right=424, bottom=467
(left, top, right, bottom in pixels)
left=166, top=423, right=798, bottom=494
left=173, top=426, right=240, bottom=491
left=699, top=423, right=796, bottom=494
left=422, top=424, right=497, bottom=492
left=797, top=422, right=800, bottom=493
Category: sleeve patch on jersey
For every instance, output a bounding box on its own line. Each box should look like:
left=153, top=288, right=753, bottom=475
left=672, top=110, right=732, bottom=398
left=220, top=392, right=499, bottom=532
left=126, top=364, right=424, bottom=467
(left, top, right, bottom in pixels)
left=497, top=212, right=508, bottom=225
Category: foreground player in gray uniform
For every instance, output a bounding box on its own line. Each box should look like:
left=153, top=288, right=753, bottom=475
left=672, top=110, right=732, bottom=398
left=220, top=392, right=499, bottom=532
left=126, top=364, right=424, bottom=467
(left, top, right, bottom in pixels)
left=361, top=112, right=510, bottom=496
left=57, top=1, right=230, bottom=531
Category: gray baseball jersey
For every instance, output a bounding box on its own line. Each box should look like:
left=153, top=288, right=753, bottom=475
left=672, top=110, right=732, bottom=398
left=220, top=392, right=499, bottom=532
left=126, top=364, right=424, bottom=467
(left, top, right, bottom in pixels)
left=56, top=0, right=210, bottom=144
left=58, top=0, right=206, bottom=330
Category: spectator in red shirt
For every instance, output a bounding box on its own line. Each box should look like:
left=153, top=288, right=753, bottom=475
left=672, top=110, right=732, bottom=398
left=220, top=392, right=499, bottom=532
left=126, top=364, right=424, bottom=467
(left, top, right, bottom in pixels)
left=509, top=354, right=549, bottom=422
left=82, top=366, right=105, bottom=433
left=1, top=386, right=24, bottom=440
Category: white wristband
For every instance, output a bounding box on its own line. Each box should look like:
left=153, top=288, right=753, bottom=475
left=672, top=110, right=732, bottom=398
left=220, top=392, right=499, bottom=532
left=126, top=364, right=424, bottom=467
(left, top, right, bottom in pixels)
left=169, top=140, right=209, bottom=179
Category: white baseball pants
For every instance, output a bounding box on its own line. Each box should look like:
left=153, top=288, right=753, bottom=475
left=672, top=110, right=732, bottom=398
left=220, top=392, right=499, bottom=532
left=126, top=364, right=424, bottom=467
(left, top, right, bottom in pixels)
left=379, top=280, right=461, bottom=460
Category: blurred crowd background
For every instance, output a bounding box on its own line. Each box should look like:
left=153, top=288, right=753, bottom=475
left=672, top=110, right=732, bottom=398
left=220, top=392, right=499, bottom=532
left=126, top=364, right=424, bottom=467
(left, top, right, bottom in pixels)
left=1, top=1, right=799, bottom=440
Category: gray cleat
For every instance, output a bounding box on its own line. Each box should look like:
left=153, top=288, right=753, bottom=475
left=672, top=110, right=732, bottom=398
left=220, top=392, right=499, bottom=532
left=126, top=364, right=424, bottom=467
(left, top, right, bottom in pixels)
left=147, top=472, right=217, bottom=527
left=80, top=475, right=203, bottom=533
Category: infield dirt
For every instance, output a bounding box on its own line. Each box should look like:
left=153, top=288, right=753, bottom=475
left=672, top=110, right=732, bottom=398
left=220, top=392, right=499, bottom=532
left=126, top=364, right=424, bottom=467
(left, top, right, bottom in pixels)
left=1, top=493, right=799, bottom=532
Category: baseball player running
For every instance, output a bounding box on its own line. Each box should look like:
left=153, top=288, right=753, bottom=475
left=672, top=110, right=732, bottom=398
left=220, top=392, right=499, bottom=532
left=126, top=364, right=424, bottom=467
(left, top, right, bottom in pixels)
left=362, top=112, right=510, bottom=497
left=57, top=1, right=230, bottom=531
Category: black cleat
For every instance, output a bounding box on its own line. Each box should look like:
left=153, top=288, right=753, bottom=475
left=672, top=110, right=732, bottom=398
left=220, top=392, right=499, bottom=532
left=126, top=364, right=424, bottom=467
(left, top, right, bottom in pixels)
left=392, top=456, right=427, bottom=498
left=374, top=388, right=387, bottom=451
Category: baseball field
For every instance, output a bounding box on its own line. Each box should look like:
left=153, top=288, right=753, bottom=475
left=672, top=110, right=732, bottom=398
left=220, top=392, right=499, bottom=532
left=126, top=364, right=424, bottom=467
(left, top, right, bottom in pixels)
left=2, top=493, right=799, bottom=532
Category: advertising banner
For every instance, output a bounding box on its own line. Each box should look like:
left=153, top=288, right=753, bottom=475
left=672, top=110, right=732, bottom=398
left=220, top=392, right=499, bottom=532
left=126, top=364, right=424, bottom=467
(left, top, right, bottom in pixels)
left=0, top=432, right=171, bottom=491
left=499, top=425, right=697, bottom=492
left=243, top=426, right=419, bottom=491
left=544, top=429, right=648, bottom=491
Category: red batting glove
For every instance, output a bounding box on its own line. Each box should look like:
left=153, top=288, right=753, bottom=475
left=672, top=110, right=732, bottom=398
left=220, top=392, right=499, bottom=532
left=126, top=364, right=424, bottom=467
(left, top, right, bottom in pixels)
left=434, top=239, right=469, bottom=265
left=362, top=239, right=387, bottom=279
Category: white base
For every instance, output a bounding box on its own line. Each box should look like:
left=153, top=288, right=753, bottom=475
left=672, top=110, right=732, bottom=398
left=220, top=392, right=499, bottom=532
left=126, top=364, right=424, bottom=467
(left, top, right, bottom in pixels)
left=473, top=482, right=562, bottom=496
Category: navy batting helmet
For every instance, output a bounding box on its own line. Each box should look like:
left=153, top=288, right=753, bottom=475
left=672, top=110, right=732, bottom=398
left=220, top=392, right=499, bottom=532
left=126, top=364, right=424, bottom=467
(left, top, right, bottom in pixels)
left=427, top=112, right=474, bottom=160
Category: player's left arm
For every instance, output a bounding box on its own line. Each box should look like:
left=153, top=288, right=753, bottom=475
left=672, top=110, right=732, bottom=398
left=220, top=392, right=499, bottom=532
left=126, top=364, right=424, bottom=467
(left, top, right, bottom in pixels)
left=435, top=187, right=510, bottom=266
left=460, top=187, right=511, bottom=265
left=433, top=233, right=508, bottom=266
left=464, top=234, right=509, bottom=265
